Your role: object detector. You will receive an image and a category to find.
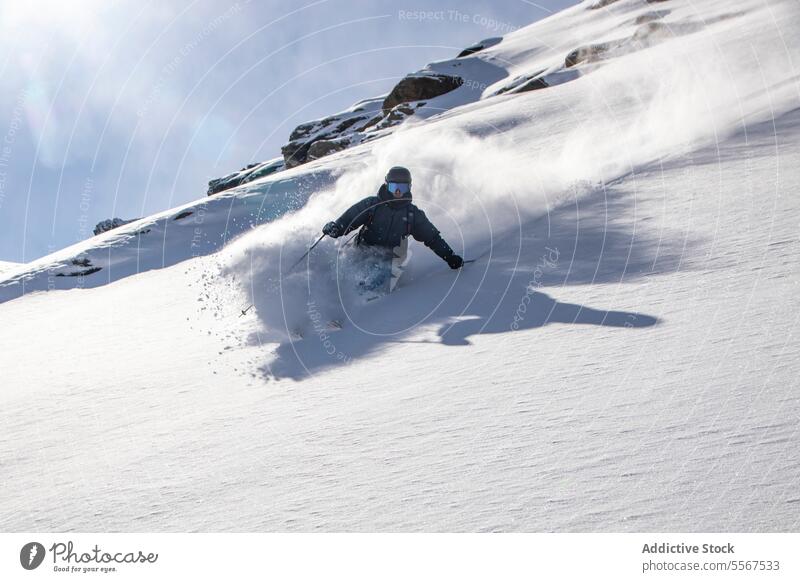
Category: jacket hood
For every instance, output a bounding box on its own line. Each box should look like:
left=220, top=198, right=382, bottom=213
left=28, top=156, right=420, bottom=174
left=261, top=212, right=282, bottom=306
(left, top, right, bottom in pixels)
left=378, top=184, right=412, bottom=208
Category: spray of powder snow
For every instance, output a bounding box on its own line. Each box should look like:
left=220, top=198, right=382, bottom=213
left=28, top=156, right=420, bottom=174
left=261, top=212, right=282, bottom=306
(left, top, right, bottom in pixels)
left=222, top=0, right=799, bottom=340
left=221, top=127, right=576, bottom=340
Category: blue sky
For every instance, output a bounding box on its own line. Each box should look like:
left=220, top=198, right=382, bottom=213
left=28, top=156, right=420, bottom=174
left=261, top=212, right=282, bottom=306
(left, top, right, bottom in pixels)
left=0, top=0, right=575, bottom=262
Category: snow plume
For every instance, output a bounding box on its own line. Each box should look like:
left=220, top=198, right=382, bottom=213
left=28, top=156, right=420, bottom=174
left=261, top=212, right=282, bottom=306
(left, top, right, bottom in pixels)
left=558, top=0, right=800, bottom=178
left=222, top=194, right=362, bottom=341
left=222, top=126, right=586, bottom=340
left=222, top=0, right=798, bottom=341
left=219, top=131, right=524, bottom=340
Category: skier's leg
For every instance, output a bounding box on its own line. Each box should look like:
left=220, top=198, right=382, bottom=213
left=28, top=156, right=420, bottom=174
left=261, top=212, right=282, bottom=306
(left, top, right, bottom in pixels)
left=356, top=247, right=392, bottom=296
left=389, top=238, right=409, bottom=292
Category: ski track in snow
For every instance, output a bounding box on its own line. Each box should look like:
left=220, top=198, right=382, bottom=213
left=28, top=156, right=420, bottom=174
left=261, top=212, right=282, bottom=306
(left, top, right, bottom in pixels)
left=1, top=0, right=799, bottom=531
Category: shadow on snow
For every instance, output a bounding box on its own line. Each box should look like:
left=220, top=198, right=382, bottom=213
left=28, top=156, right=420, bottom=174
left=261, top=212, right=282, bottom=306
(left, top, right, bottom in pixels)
left=257, top=183, right=693, bottom=380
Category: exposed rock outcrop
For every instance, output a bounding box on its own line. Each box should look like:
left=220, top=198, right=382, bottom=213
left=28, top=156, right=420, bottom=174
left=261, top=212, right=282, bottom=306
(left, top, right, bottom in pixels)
left=565, top=11, right=712, bottom=71
left=565, top=43, right=612, bottom=68
left=381, top=73, right=463, bottom=115
left=306, top=138, right=350, bottom=162
left=492, top=71, right=549, bottom=96
left=279, top=71, right=464, bottom=169
left=54, top=257, right=102, bottom=277
left=280, top=98, right=384, bottom=168
left=456, top=37, right=502, bottom=58
left=221, top=47, right=478, bottom=173
left=55, top=267, right=101, bottom=277
left=369, top=101, right=428, bottom=131
left=207, top=157, right=285, bottom=195
left=93, top=218, right=137, bottom=236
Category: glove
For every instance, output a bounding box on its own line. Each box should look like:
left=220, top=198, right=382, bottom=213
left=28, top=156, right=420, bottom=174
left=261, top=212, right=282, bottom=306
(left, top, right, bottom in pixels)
left=322, top=221, right=340, bottom=238
left=446, top=254, right=464, bottom=270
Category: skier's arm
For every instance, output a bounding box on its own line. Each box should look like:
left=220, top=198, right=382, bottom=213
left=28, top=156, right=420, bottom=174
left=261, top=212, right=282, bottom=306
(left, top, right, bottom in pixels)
left=411, top=209, right=462, bottom=267
left=327, top=196, right=378, bottom=236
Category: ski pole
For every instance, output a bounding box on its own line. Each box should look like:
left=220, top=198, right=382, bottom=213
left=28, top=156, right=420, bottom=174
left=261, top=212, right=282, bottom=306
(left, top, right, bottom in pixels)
left=284, top=233, right=326, bottom=275
left=460, top=245, right=493, bottom=267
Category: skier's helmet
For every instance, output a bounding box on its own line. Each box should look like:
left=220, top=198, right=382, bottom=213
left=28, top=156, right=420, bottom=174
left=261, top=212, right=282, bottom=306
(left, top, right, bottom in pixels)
left=385, top=166, right=411, bottom=184
left=385, top=166, right=411, bottom=198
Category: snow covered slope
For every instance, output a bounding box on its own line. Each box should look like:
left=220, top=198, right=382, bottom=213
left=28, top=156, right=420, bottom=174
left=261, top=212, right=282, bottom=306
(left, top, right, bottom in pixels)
left=0, top=260, right=20, bottom=275
left=1, top=0, right=799, bottom=532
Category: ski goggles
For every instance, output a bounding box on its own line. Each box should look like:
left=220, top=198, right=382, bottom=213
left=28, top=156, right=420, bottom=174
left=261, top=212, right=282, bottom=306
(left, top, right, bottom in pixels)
left=387, top=182, right=411, bottom=194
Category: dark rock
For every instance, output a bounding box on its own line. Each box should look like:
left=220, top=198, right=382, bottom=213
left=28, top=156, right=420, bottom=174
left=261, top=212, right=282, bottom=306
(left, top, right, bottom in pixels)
left=93, top=217, right=137, bottom=236
left=289, top=117, right=336, bottom=142
left=55, top=266, right=102, bottom=277
left=370, top=102, right=420, bottom=131
left=277, top=70, right=463, bottom=169
left=385, top=102, right=415, bottom=120
left=570, top=6, right=706, bottom=72
left=457, top=45, right=483, bottom=58
left=382, top=74, right=463, bottom=115
left=360, top=100, right=431, bottom=132
left=513, top=76, right=549, bottom=93
left=207, top=158, right=285, bottom=195
left=239, top=159, right=284, bottom=185
left=332, top=115, right=365, bottom=134
left=173, top=210, right=194, bottom=220
left=207, top=170, right=240, bottom=195
left=280, top=101, right=382, bottom=168
left=492, top=70, right=546, bottom=96
left=281, top=140, right=313, bottom=169
left=306, top=138, right=349, bottom=162
left=456, top=37, right=502, bottom=58
left=565, top=43, right=611, bottom=67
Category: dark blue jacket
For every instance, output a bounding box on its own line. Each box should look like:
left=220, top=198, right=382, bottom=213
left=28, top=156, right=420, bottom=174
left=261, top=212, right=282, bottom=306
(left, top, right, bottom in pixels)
left=332, top=185, right=456, bottom=261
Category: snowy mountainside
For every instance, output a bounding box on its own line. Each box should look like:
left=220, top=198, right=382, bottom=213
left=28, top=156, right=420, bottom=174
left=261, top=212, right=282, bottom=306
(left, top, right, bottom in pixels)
left=3, top=0, right=790, bottom=302
left=0, top=0, right=799, bottom=532
left=222, top=0, right=799, bottom=342
left=0, top=260, right=20, bottom=275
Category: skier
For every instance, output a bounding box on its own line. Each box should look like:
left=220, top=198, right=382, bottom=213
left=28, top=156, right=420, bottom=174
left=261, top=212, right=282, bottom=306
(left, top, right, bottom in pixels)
left=322, top=166, right=463, bottom=294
